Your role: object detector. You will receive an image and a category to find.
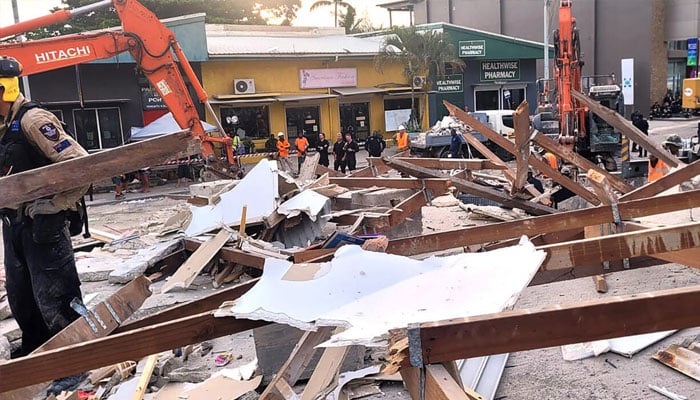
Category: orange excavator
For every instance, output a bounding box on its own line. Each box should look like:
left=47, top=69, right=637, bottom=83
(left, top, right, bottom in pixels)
left=533, top=0, right=622, bottom=171
left=0, top=0, right=235, bottom=170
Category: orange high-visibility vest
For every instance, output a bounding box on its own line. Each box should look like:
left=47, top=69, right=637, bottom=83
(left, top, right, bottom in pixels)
left=543, top=152, right=558, bottom=170
left=277, top=139, right=290, bottom=157
left=397, top=132, right=409, bottom=151
left=648, top=159, right=669, bottom=182
left=294, top=136, right=309, bottom=154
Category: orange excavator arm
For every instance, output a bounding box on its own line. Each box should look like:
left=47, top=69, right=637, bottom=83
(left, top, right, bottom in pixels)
left=554, top=0, right=587, bottom=145
left=0, top=0, right=233, bottom=164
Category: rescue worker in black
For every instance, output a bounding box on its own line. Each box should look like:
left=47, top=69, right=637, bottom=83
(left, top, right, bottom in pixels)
left=0, top=56, right=89, bottom=395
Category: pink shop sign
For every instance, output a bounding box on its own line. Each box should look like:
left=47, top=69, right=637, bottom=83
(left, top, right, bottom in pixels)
left=299, top=68, right=357, bottom=89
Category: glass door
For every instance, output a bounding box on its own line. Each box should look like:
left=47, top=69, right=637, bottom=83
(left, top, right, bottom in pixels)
left=339, top=102, right=370, bottom=141
left=285, top=106, right=320, bottom=147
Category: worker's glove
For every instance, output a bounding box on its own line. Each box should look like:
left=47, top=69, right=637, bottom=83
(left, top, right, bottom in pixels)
left=25, top=198, right=62, bottom=218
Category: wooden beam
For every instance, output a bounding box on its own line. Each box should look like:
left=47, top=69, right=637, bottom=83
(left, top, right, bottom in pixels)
left=512, top=101, right=532, bottom=194
left=0, top=276, right=152, bottom=400
left=444, top=101, right=601, bottom=205
left=586, top=169, right=617, bottom=205
left=383, top=157, right=554, bottom=216
left=392, top=157, right=506, bottom=170
left=299, top=346, right=350, bottom=400
left=620, top=158, right=700, bottom=201
left=400, top=364, right=471, bottom=400
left=385, top=189, right=700, bottom=257
left=0, top=130, right=200, bottom=209
left=184, top=239, right=267, bottom=269
left=534, top=131, right=634, bottom=194
left=0, top=313, right=268, bottom=394
left=539, top=221, right=700, bottom=270
left=132, top=354, right=158, bottom=400
left=572, top=90, right=681, bottom=167
left=315, top=164, right=345, bottom=177
left=161, top=230, right=231, bottom=293
left=623, top=221, right=700, bottom=268
left=114, top=278, right=258, bottom=334
left=329, top=177, right=451, bottom=192
left=260, top=326, right=334, bottom=400
left=416, top=284, right=700, bottom=364
left=459, top=132, right=514, bottom=182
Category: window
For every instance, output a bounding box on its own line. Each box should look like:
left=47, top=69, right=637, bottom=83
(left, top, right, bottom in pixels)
left=475, top=90, right=499, bottom=110
left=220, top=105, right=270, bottom=139
left=72, top=107, right=123, bottom=151
left=286, top=106, right=320, bottom=147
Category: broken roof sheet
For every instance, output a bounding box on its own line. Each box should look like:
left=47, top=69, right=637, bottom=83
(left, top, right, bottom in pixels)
left=226, top=237, right=545, bottom=347
left=184, top=159, right=279, bottom=236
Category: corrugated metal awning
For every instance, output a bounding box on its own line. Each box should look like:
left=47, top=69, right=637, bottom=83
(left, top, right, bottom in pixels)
left=214, top=93, right=281, bottom=100
left=332, top=87, right=386, bottom=96
left=276, top=94, right=338, bottom=102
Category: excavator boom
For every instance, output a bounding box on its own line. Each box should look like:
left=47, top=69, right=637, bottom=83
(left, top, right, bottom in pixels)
left=0, top=0, right=233, bottom=164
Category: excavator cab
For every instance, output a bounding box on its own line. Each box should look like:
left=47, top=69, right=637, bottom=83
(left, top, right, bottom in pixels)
left=583, top=75, right=623, bottom=154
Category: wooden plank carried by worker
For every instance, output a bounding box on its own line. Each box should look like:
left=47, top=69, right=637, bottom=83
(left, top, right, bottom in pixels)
left=572, top=89, right=681, bottom=167
left=0, top=312, right=268, bottom=394
left=620, top=158, right=700, bottom=201
left=409, top=284, right=700, bottom=364
left=512, top=101, right=532, bottom=194
left=385, top=188, right=700, bottom=257
left=161, top=230, right=232, bottom=293
left=0, top=275, right=152, bottom=400
left=383, top=157, right=554, bottom=216
left=0, top=130, right=200, bottom=209
left=443, top=101, right=601, bottom=205
left=259, top=326, right=334, bottom=400
left=534, top=131, right=634, bottom=194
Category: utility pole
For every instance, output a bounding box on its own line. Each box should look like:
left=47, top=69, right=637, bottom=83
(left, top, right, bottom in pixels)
left=10, top=0, right=32, bottom=99
left=543, top=0, right=551, bottom=81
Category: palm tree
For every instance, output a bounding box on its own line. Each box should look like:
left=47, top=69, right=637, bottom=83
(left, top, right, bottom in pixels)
left=375, top=26, right=465, bottom=131
left=309, top=0, right=351, bottom=28
left=339, top=5, right=363, bottom=34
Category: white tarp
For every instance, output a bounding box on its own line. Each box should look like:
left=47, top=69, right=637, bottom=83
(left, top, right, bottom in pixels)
left=130, top=112, right=218, bottom=140
left=184, top=159, right=279, bottom=236
left=227, top=237, right=546, bottom=347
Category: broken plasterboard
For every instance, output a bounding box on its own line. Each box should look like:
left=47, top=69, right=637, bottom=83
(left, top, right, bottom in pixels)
left=277, top=189, right=330, bottom=222
left=185, top=159, right=279, bottom=237
left=562, top=330, right=677, bottom=360
left=228, top=238, right=545, bottom=347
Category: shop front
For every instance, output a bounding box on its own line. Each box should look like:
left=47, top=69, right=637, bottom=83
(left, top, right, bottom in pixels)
left=419, top=23, right=552, bottom=123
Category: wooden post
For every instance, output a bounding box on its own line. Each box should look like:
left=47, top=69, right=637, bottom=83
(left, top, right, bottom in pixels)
left=512, top=101, right=532, bottom=194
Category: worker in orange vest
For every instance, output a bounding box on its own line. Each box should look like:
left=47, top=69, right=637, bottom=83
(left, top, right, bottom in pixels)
left=395, top=125, right=409, bottom=152
left=648, top=134, right=681, bottom=182
left=294, top=133, right=309, bottom=173
left=276, top=132, right=291, bottom=172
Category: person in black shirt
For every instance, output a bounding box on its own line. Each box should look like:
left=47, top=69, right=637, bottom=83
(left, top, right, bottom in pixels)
left=332, top=132, right=346, bottom=173
left=366, top=130, right=386, bottom=157
left=316, top=132, right=330, bottom=167
left=343, top=133, right=359, bottom=171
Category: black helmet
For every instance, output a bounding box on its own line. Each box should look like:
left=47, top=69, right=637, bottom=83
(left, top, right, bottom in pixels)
left=0, top=56, right=22, bottom=78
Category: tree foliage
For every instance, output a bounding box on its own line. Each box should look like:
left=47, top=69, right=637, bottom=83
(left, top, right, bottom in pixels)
left=26, top=0, right=301, bottom=39
left=375, top=26, right=465, bottom=131
left=309, top=0, right=350, bottom=28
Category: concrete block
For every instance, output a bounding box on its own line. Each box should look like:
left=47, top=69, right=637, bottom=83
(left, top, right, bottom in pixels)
left=76, top=257, right=124, bottom=282
left=0, top=318, right=21, bottom=342
left=189, top=180, right=237, bottom=198
left=109, top=239, right=182, bottom=284
left=351, top=188, right=415, bottom=208
left=0, top=335, right=10, bottom=361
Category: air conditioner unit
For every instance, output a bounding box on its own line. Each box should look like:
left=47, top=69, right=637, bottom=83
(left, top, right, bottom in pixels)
left=412, top=76, right=426, bottom=87
left=234, top=79, right=256, bottom=94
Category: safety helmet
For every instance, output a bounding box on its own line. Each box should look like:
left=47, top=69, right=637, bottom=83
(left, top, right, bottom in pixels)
left=278, top=131, right=284, bottom=137
left=663, top=134, right=682, bottom=148
left=398, top=125, right=405, bottom=131
left=0, top=56, right=22, bottom=103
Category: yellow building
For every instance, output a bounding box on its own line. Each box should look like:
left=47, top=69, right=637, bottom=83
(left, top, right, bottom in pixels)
left=201, top=25, right=427, bottom=152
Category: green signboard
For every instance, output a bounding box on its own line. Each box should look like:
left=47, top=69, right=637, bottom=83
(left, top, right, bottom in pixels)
left=435, top=74, right=463, bottom=93
left=459, top=40, right=486, bottom=57
left=480, top=60, right=520, bottom=81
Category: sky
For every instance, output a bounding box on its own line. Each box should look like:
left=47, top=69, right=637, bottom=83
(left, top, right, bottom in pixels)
left=0, top=0, right=410, bottom=29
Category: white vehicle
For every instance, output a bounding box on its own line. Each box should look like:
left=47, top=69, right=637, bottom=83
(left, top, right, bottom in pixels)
left=481, top=109, right=516, bottom=139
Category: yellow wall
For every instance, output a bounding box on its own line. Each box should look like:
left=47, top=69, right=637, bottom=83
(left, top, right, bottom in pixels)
left=201, top=58, right=427, bottom=146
